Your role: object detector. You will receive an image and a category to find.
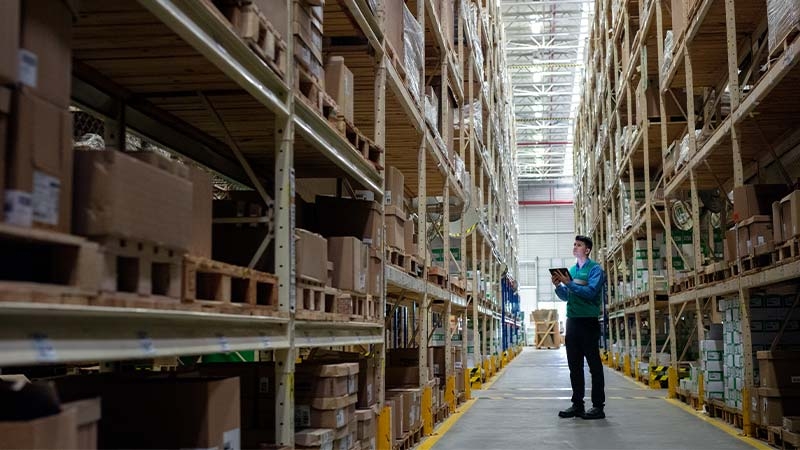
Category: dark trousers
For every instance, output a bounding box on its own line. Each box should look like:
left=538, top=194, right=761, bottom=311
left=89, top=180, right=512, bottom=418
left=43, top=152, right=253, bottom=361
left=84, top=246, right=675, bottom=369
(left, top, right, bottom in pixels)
left=566, top=317, right=605, bottom=409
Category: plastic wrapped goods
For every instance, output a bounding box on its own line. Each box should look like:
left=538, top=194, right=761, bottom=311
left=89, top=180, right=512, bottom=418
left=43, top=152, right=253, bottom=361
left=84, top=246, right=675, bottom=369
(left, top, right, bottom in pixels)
left=767, top=0, right=800, bottom=54
left=402, top=4, right=423, bottom=103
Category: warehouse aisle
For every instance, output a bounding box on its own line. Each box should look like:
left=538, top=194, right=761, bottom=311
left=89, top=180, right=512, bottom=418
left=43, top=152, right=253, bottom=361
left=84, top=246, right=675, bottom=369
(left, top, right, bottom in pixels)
left=430, top=348, right=758, bottom=450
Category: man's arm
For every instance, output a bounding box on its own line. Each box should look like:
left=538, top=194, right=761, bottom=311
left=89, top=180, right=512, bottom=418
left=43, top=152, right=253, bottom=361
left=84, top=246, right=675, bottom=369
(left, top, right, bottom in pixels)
left=555, top=283, right=568, bottom=301
left=564, top=265, right=604, bottom=303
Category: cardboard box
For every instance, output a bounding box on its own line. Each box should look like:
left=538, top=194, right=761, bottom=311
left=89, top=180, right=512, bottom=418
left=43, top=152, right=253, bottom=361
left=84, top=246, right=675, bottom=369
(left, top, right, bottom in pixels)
left=5, top=90, right=73, bottom=231
left=295, top=428, right=335, bottom=448
left=386, top=388, right=421, bottom=432
left=780, top=191, right=800, bottom=240
left=0, top=0, right=19, bottom=85
left=384, top=0, right=406, bottom=61
left=0, top=407, right=78, bottom=449
left=386, top=166, right=405, bottom=208
left=724, top=228, right=737, bottom=262
left=56, top=375, right=241, bottom=450
left=328, top=236, right=368, bottom=293
left=355, top=409, right=376, bottom=441
left=295, top=404, right=355, bottom=429
left=773, top=201, right=783, bottom=244
left=386, top=366, right=420, bottom=388
left=732, top=184, right=790, bottom=223
left=325, top=57, right=354, bottom=123
left=746, top=216, right=773, bottom=255
left=432, top=346, right=447, bottom=377
left=404, top=218, right=416, bottom=256
left=784, top=416, right=800, bottom=433
left=297, top=228, right=329, bottom=283
left=358, top=356, right=378, bottom=408
left=385, top=205, right=407, bottom=252
left=367, top=248, right=382, bottom=298
left=20, top=0, right=74, bottom=108
left=296, top=362, right=359, bottom=398
left=62, top=398, right=102, bottom=450
left=385, top=399, right=401, bottom=442
left=315, top=196, right=382, bottom=249
left=188, top=166, right=213, bottom=258
left=73, top=149, right=194, bottom=249
left=757, top=351, right=800, bottom=389
left=671, top=0, right=686, bottom=38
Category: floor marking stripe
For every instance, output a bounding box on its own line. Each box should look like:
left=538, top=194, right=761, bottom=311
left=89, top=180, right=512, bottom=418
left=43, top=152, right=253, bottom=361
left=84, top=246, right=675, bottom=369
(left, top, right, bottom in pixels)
left=664, top=398, right=773, bottom=450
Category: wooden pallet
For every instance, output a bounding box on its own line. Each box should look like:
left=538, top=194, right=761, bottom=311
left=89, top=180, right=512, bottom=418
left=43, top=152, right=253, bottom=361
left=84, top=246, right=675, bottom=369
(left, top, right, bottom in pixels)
left=97, top=236, right=183, bottom=299
left=329, top=115, right=384, bottom=169
left=182, top=255, right=279, bottom=314
left=449, top=279, right=466, bottom=297
left=427, top=266, right=447, bottom=288
left=776, top=237, right=800, bottom=263
left=294, top=65, right=335, bottom=117
left=386, top=247, right=409, bottom=272
left=408, top=256, right=423, bottom=278
left=768, top=426, right=800, bottom=449
left=738, top=252, right=773, bottom=274
left=698, top=263, right=731, bottom=285
left=351, top=292, right=378, bottom=321
left=434, top=404, right=450, bottom=424
left=215, top=1, right=287, bottom=78
left=295, top=277, right=338, bottom=319
left=392, top=425, right=423, bottom=450
left=0, top=224, right=101, bottom=304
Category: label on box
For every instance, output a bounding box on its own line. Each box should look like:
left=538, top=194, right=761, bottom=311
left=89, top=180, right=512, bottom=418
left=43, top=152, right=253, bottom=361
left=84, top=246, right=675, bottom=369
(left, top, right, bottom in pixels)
left=367, top=383, right=373, bottom=403
left=385, top=191, right=392, bottom=205
left=18, top=49, right=38, bottom=88
left=223, top=428, right=241, bottom=450
left=348, top=375, right=357, bottom=394
left=32, top=171, right=60, bottom=225
left=355, top=190, right=375, bottom=202
left=335, top=408, right=346, bottom=428
left=296, top=405, right=311, bottom=427
left=359, top=273, right=366, bottom=291
left=4, top=190, right=34, bottom=227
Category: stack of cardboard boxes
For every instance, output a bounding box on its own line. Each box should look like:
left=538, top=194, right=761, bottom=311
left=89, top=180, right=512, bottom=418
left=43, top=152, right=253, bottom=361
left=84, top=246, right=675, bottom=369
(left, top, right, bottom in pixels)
left=257, top=0, right=324, bottom=83
left=700, top=339, right=724, bottom=402
left=725, top=185, right=791, bottom=263
left=385, top=388, right=422, bottom=442
left=773, top=190, right=800, bottom=247
left=295, top=362, right=359, bottom=450
left=2, top=0, right=78, bottom=231
left=756, top=349, right=800, bottom=427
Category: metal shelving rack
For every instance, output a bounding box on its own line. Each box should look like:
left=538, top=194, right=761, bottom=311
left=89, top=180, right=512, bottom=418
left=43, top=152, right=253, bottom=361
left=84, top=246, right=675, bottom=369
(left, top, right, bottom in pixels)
left=575, top=0, right=800, bottom=438
left=1, top=0, right=520, bottom=447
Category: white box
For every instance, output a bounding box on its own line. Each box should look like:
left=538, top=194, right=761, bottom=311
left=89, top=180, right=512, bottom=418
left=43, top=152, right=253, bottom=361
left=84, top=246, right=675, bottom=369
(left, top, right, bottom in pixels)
left=705, top=381, right=725, bottom=392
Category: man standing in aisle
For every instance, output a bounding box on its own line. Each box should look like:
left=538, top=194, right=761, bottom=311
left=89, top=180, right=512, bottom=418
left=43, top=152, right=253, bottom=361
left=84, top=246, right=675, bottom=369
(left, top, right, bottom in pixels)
left=552, top=235, right=606, bottom=420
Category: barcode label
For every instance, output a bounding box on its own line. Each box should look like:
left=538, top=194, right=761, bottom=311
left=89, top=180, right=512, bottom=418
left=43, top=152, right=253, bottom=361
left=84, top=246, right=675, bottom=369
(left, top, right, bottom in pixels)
left=295, top=405, right=311, bottom=427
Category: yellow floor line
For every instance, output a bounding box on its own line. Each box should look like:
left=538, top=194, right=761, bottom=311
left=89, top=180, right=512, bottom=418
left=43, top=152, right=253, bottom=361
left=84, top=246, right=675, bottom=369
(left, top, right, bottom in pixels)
left=664, top=398, right=772, bottom=450
left=417, top=351, right=520, bottom=449
left=416, top=398, right=478, bottom=450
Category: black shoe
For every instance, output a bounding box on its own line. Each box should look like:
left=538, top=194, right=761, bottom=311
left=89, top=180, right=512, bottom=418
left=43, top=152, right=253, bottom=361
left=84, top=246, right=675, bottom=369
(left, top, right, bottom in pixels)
left=582, top=407, right=605, bottom=420
left=558, top=405, right=585, bottom=418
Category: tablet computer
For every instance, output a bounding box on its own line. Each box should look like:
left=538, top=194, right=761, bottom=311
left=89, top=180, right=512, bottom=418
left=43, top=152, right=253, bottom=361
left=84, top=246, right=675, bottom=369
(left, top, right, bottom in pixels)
left=549, top=268, right=572, bottom=279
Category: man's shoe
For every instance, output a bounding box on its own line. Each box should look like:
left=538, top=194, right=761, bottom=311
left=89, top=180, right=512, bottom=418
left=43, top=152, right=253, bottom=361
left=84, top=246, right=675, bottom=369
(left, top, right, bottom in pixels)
left=558, top=405, right=585, bottom=418
left=581, top=407, right=605, bottom=420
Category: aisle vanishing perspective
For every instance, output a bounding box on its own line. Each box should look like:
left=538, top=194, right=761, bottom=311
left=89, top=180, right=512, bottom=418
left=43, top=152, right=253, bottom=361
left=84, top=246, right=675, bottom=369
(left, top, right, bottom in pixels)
left=431, top=348, right=759, bottom=450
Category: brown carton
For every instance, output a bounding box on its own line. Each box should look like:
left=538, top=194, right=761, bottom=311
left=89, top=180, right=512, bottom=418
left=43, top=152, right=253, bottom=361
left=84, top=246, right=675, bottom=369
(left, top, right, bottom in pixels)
left=20, top=0, right=74, bottom=108
left=780, top=190, right=800, bottom=240
left=0, top=407, right=78, bottom=449
left=385, top=205, right=407, bottom=252
left=385, top=366, right=420, bottom=388
left=188, top=166, right=213, bottom=258
left=355, top=408, right=376, bottom=441
left=404, top=218, right=416, bottom=256
left=297, top=228, right=329, bottom=283
left=295, top=404, right=355, bottom=429
left=773, top=201, right=784, bottom=244
left=671, top=0, right=686, bottom=38
left=386, top=166, right=405, bottom=208
left=386, top=388, right=421, bottom=432
left=0, top=0, right=19, bottom=85
left=368, top=248, right=382, bottom=298
left=315, top=196, right=382, bottom=249
left=386, top=398, right=402, bottom=442
left=62, top=398, right=102, bottom=450
left=5, top=90, right=72, bottom=231
left=328, top=236, right=368, bottom=293
left=56, top=375, right=241, bottom=450
left=732, top=184, right=790, bottom=223
left=757, top=351, right=800, bottom=389
left=358, top=356, right=378, bottom=408
left=73, top=149, right=193, bottom=249
left=384, top=0, right=406, bottom=60
left=325, top=56, right=354, bottom=123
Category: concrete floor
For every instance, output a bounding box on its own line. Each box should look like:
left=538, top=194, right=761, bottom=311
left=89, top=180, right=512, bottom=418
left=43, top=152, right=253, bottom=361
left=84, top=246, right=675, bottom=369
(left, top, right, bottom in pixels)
left=431, top=347, right=756, bottom=450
